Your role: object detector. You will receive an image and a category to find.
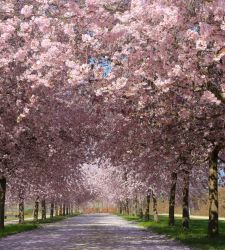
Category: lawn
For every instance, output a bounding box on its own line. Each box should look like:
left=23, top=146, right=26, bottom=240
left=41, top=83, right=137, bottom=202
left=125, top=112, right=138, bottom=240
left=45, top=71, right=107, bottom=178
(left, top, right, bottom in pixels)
left=0, top=223, right=39, bottom=238
left=121, top=215, right=225, bottom=250
left=0, top=214, right=79, bottom=238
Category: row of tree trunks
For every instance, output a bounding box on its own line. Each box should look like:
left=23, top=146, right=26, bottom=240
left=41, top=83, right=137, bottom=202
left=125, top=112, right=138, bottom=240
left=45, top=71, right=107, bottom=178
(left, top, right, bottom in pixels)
left=167, top=149, right=220, bottom=238
left=19, top=200, right=57, bottom=224
left=117, top=192, right=159, bottom=222
left=0, top=176, right=75, bottom=229
left=118, top=200, right=130, bottom=215
left=0, top=145, right=220, bottom=238
left=168, top=170, right=190, bottom=230
left=118, top=147, right=221, bottom=237
left=116, top=146, right=220, bottom=237
left=166, top=146, right=220, bottom=237
left=33, top=201, right=73, bottom=221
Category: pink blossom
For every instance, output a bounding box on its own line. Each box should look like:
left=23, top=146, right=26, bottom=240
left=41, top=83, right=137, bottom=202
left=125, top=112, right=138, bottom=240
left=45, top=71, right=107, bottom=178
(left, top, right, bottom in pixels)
left=64, top=24, right=75, bottom=36
left=14, top=49, right=27, bottom=62
left=20, top=22, right=30, bottom=33
left=21, top=5, right=33, bottom=18
left=201, top=91, right=221, bottom=105
left=30, top=39, right=40, bottom=51
left=34, top=17, right=50, bottom=33
left=112, top=77, right=127, bottom=90
left=41, top=38, right=52, bottom=48
left=196, top=39, right=207, bottom=50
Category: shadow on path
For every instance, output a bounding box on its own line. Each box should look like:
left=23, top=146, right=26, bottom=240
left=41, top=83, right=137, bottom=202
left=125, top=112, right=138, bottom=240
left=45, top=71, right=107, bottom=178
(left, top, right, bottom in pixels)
left=0, top=213, right=190, bottom=249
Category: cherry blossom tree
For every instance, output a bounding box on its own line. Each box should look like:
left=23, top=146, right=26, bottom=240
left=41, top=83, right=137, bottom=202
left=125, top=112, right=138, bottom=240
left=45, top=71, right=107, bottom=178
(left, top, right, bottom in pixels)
left=0, top=0, right=224, bottom=239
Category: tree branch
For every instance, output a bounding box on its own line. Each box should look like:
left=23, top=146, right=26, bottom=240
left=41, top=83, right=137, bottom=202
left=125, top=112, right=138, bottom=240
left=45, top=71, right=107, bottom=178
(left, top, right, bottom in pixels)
left=207, top=81, right=225, bottom=105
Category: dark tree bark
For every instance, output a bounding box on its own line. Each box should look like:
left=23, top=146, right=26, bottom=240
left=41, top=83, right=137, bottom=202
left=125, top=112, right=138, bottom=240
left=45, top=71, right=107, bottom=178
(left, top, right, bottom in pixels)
left=182, top=170, right=190, bottom=230
left=19, top=199, right=25, bottom=224
left=50, top=202, right=54, bottom=218
left=55, top=204, right=59, bottom=216
left=168, top=172, right=177, bottom=226
left=144, top=192, right=150, bottom=221
left=68, top=204, right=70, bottom=215
left=125, top=198, right=129, bottom=215
left=33, top=197, right=39, bottom=222
left=152, top=191, right=159, bottom=222
left=119, top=202, right=122, bottom=214
left=59, top=204, right=63, bottom=216
left=134, top=195, right=138, bottom=216
left=66, top=206, right=69, bottom=216
left=63, top=203, right=66, bottom=216
left=208, top=146, right=220, bottom=237
left=0, top=177, right=6, bottom=229
left=138, top=198, right=144, bottom=218
left=41, top=199, right=46, bottom=220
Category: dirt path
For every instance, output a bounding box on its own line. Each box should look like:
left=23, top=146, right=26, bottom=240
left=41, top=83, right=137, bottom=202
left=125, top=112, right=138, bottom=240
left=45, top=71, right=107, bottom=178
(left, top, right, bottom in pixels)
left=0, top=213, right=190, bottom=249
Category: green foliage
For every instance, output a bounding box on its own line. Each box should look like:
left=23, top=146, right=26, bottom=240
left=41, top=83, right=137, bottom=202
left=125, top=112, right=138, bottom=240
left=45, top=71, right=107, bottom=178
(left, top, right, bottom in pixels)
left=121, top=215, right=225, bottom=250
left=0, top=214, right=79, bottom=238
left=0, top=223, right=39, bottom=238
left=24, top=208, right=33, bottom=216
left=37, top=214, right=79, bottom=224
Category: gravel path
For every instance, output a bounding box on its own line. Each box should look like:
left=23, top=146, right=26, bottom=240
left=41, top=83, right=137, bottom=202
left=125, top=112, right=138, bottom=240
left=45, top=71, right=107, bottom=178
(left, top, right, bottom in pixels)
left=0, top=213, right=190, bottom=250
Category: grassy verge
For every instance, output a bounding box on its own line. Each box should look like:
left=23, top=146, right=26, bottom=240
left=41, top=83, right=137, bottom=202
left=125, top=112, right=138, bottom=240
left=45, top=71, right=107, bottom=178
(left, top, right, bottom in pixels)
left=0, top=223, right=39, bottom=238
left=121, top=214, right=225, bottom=250
left=37, top=214, right=79, bottom=224
left=0, top=214, right=79, bottom=238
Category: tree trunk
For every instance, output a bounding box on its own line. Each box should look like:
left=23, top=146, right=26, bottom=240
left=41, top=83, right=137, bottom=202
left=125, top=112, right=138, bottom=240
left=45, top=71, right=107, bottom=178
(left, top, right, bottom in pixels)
left=19, top=199, right=25, bottom=224
left=168, top=172, right=177, bottom=226
left=138, top=197, right=144, bottom=218
left=182, top=170, right=190, bottom=230
left=119, top=202, right=122, bottom=214
left=63, top=203, right=66, bottom=216
left=50, top=202, right=54, bottom=218
left=145, top=192, right=150, bottom=221
left=66, top=206, right=69, bottom=216
left=41, top=199, right=46, bottom=220
left=55, top=204, right=59, bottom=216
left=33, top=197, right=39, bottom=222
left=59, top=204, right=63, bottom=216
left=208, top=146, right=220, bottom=237
left=0, top=177, right=6, bottom=229
left=152, top=191, right=159, bottom=222
left=134, top=195, right=138, bottom=216
left=125, top=198, right=129, bottom=215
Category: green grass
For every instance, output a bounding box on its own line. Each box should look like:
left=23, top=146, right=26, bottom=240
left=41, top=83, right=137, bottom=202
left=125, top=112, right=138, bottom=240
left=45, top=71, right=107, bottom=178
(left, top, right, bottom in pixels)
left=0, top=223, right=39, bottom=238
left=121, top=214, right=225, bottom=250
left=37, top=213, right=79, bottom=224
left=0, top=214, right=79, bottom=238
